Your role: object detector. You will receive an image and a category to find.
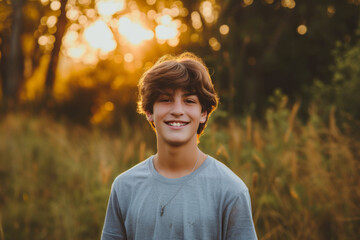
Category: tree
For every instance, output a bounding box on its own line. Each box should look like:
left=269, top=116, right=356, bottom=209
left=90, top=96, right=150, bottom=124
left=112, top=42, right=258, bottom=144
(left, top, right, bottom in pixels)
left=45, top=0, right=69, bottom=96
left=2, top=0, right=24, bottom=104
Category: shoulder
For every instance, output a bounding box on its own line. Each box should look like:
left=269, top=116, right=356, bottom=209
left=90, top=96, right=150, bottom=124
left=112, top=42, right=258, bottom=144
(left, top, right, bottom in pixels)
left=203, top=155, right=249, bottom=194
left=112, top=156, right=152, bottom=190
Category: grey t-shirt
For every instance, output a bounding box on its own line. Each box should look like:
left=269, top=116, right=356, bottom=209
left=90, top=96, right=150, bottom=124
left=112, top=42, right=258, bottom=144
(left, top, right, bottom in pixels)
left=101, top=155, right=257, bottom=240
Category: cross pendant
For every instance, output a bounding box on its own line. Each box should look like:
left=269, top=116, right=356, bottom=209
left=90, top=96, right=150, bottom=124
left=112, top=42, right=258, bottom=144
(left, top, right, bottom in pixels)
left=160, top=206, right=165, bottom=216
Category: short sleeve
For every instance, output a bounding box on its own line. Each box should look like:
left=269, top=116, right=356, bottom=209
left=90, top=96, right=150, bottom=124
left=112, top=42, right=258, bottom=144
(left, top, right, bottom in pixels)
left=225, top=189, right=257, bottom=240
left=101, top=184, right=127, bottom=240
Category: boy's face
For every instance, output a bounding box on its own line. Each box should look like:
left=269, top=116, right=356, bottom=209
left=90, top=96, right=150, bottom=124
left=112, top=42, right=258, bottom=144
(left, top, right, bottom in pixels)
left=146, top=89, right=207, bottom=147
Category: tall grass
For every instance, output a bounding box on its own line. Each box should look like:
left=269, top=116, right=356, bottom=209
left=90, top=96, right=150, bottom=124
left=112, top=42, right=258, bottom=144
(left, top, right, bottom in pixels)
left=1, top=101, right=359, bottom=239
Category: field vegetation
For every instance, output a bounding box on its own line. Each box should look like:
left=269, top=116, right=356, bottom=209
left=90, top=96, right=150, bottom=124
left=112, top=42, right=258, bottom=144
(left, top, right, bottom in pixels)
left=1, top=96, right=359, bottom=239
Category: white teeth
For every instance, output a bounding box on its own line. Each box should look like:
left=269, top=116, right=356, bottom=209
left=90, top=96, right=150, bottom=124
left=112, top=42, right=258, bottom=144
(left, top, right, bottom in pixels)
left=169, top=122, right=185, bottom=127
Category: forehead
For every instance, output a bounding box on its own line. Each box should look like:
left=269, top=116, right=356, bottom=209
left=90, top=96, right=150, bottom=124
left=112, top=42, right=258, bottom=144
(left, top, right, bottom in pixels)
left=159, top=88, right=197, bottom=96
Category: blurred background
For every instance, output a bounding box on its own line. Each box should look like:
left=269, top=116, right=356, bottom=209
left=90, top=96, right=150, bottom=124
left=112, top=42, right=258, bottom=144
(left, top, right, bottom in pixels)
left=0, top=0, right=360, bottom=239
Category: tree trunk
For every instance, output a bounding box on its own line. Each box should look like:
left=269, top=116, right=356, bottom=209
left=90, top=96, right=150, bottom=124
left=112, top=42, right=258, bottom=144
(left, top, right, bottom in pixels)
left=45, top=0, right=68, bottom=96
left=3, top=0, right=24, bottom=103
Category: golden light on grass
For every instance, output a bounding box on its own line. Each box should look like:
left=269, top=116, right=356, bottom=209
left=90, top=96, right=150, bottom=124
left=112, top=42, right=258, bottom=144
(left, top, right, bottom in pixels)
left=3, top=97, right=360, bottom=238
left=118, top=16, right=154, bottom=45
left=219, top=24, right=229, bottom=35
left=84, top=20, right=117, bottom=52
left=297, top=24, right=307, bottom=35
left=284, top=101, right=300, bottom=143
left=96, top=0, right=125, bottom=17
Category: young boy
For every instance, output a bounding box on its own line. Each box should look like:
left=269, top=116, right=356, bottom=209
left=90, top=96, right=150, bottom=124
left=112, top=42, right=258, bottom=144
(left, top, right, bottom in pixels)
left=101, top=53, right=257, bottom=239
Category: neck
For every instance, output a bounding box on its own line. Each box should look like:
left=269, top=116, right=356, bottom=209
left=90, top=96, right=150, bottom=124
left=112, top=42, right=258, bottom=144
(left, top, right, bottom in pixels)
left=155, top=139, right=204, bottom=178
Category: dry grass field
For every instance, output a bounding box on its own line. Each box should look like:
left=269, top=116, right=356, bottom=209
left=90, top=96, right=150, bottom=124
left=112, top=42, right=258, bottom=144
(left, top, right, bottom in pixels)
left=1, top=102, right=359, bottom=239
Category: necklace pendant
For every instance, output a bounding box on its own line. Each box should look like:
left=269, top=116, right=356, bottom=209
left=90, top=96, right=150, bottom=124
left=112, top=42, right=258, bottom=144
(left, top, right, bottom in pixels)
left=160, top=206, right=165, bottom=216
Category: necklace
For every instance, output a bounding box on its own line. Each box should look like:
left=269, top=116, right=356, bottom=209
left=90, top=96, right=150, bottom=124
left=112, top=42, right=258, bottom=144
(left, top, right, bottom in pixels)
left=154, top=150, right=200, bottom=217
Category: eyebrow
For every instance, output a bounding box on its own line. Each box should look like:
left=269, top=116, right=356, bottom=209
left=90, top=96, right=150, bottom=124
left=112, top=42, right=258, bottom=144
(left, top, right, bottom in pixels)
left=159, top=92, right=197, bottom=97
left=183, top=92, right=197, bottom=97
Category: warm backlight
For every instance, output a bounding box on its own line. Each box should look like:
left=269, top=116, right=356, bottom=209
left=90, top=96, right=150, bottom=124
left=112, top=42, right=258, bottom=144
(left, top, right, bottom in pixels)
left=96, top=0, right=125, bottom=17
left=118, top=16, right=154, bottom=45
left=83, top=20, right=117, bottom=52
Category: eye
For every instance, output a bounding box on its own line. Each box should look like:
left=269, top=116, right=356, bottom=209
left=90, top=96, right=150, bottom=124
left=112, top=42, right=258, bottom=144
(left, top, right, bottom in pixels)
left=158, top=98, right=170, bottom=102
left=185, top=98, right=196, bottom=104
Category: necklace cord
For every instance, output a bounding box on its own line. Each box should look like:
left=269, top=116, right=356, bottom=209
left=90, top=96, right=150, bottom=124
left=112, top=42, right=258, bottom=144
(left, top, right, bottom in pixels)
left=155, top=149, right=201, bottom=216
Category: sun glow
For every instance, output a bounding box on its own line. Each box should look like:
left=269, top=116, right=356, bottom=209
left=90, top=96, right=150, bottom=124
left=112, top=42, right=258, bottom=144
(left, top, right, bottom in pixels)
left=118, top=16, right=154, bottom=45
left=83, top=20, right=117, bottom=52
left=63, top=1, right=185, bottom=63
left=155, top=14, right=180, bottom=46
left=96, top=0, right=125, bottom=17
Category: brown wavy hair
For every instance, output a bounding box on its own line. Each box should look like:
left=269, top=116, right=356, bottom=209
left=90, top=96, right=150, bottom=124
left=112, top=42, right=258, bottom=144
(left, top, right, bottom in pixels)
left=137, top=52, right=218, bottom=136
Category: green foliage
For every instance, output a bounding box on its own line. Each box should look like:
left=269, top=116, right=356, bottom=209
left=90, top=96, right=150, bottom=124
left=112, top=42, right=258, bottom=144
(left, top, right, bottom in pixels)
left=310, top=29, right=360, bottom=134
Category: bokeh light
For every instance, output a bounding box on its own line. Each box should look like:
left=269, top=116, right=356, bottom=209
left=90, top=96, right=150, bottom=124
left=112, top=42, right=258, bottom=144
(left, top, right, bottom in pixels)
left=281, top=0, right=296, bottom=9
left=104, top=101, right=114, bottom=111
left=209, top=37, right=221, bottom=51
left=50, top=1, right=61, bottom=11
left=40, top=0, right=49, bottom=6
left=200, top=1, right=215, bottom=24
left=155, top=14, right=181, bottom=45
left=243, top=0, right=254, bottom=6
left=327, top=6, right=336, bottom=17
left=96, top=0, right=125, bottom=17
left=219, top=24, right=229, bottom=35
left=46, top=16, right=57, bottom=28
left=124, top=53, right=134, bottom=62
left=297, top=24, right=307, bottom=35
left=84, top=20, right=117, bottom=52
left=191, top=11, right=203, bottom=30
left=146, top=0, right=156, bottom=5
left=66, top=8, right=81, bottom=21
left=118, top=16, right=154, bottom=45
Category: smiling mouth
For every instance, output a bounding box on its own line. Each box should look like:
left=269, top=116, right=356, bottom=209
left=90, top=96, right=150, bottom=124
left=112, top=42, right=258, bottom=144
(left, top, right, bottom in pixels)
left=166, top=121, right=189, bottom=127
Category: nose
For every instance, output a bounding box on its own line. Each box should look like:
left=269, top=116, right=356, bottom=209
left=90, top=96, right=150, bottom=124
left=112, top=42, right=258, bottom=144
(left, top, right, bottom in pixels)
left=170, top=98, right=184, bottom=116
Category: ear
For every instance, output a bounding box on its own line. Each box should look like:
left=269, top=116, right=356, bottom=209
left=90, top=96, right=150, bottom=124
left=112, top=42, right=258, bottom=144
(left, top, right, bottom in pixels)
left=146, top=112, right=153, bottom=122
left=200, top=111, right=207, bottom=124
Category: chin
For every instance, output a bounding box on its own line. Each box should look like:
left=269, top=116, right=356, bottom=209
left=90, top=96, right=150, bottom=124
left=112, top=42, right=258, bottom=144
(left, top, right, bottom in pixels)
left=165, top=139, right=189, bottom=147
left=162, top=135, right=195, bottom=147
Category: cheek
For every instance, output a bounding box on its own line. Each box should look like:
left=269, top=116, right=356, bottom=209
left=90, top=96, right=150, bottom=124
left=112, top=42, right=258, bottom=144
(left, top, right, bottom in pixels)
left=152, top=107, right=168, bottom=120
